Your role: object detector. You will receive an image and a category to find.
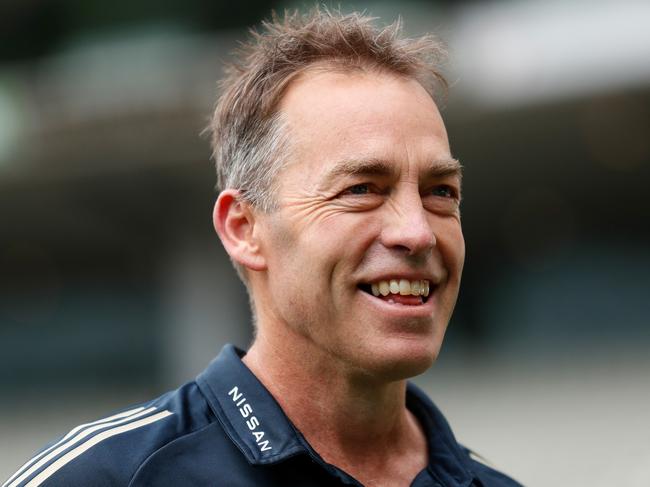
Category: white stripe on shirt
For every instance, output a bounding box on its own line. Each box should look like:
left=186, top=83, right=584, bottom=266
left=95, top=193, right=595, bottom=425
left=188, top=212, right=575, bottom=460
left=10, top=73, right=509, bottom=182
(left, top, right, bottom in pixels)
left=3, top=407, right=145, bottom=487
left=25, top=410, right=173, bottom=487
left=7, top=407, right=160, bottom=487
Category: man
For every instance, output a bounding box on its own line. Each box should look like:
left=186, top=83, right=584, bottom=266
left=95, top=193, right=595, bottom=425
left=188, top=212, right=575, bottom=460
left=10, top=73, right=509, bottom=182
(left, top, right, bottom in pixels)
left=5, top=9, right=522, bottom=487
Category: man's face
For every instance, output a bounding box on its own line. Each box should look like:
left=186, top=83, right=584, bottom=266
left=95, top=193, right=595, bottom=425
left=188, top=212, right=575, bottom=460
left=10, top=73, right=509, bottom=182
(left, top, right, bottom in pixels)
left=253, top=70, right=465, bottom=379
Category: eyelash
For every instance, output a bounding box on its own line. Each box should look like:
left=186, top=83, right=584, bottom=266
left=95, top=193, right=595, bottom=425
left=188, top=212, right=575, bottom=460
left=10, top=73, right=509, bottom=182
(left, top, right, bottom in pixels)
left=429, top=185, right=457, bottom=199
left=340, top=183, right=460, bottom=202
left=342, top=183, right=380, bottom=196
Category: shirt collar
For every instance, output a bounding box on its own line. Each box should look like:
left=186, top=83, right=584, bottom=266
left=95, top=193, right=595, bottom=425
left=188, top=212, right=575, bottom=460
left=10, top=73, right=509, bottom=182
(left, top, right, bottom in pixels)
left=407, top=382, right=477, bottom=486
left=197, top=344, right=477, bottom=485
left=196, top=344, right=307, bottom=465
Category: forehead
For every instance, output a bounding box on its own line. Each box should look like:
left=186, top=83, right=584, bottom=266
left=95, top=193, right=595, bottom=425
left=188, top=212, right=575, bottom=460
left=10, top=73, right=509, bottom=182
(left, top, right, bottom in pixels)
left=277, top=70, right=452, bottom=183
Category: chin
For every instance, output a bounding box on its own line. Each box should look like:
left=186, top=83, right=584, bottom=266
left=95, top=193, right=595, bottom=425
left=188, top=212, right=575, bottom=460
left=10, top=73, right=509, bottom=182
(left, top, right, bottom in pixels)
left=359, top=338, right=442, bottom=382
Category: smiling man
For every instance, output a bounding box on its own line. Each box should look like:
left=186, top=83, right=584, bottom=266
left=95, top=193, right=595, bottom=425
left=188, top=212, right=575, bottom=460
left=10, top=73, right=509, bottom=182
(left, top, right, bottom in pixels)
left=5, top=9, right=522, bottom=487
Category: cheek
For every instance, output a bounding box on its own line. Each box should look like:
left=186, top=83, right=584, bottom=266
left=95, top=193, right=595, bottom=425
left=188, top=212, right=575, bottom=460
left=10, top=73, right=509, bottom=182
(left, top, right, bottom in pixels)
left=263, top=219, right=333, bottom=292
left=328, top=217, right=382, bottom=276
left=260, top=217, right=308, bottom=289
left=438, top=220, right=465, bottom=274
left=309, top=210, right=379, bottom=256
left=266, top=210, right=381, bottom=296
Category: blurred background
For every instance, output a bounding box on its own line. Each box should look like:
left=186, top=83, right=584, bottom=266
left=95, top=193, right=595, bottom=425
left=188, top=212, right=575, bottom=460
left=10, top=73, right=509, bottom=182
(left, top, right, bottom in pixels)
left=1, top=0, right=649, bottom=485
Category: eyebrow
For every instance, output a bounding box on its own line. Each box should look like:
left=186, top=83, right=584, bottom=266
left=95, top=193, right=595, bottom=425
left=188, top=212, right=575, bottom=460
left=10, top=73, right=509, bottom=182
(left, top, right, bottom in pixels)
left=323, top=157, right=394, bottom=182
left=423, top=158, right=464, bottom=182
left=320, top=156, right=463, bottom=188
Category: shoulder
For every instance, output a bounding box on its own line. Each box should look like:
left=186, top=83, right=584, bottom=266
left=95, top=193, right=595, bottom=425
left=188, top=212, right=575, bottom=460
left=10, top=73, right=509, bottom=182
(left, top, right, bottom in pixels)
left=127, top=420, right=254, bottom=486
left=4, top=381, right=215, bottom=487
left=460, top=446, right=524, bottom=487
left=406, top=382, right=524, bottom=487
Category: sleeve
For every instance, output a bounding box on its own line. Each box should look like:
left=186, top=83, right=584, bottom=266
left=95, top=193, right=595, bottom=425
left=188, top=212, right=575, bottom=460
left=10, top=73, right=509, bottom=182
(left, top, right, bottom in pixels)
left=4, top=407, right=174, bottom=487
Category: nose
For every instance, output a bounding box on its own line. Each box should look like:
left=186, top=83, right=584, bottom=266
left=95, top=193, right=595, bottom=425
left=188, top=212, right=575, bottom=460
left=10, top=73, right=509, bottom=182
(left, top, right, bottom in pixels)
left=380, top=192, right=435, bottom=256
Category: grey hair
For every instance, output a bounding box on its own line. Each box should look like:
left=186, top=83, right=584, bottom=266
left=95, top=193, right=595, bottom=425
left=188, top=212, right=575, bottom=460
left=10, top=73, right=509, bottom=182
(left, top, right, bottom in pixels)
left=218, top=112, right=291, bottom=213
left=207, top=7, right=447, bottom=214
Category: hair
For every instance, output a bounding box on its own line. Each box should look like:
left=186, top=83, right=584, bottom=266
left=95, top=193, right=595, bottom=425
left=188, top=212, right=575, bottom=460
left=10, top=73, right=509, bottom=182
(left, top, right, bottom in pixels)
left=207, top=7, right=447, bottom=284
left=207, top=6, right=447, bottom=211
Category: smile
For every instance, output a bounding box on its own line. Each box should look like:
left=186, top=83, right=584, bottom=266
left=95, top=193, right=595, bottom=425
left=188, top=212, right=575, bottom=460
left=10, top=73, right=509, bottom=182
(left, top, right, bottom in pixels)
left=359, top=279, right=431, bottom=306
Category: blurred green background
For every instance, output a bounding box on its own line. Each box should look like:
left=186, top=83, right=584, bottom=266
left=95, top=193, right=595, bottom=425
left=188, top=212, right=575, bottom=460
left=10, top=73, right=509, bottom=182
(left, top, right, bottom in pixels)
left=1, top=1, right=649, bottom=485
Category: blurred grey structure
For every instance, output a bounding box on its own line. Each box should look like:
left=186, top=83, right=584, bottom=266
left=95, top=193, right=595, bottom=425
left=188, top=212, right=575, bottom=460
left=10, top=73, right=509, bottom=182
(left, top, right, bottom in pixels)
left=1, top=1, right=649, bottom=485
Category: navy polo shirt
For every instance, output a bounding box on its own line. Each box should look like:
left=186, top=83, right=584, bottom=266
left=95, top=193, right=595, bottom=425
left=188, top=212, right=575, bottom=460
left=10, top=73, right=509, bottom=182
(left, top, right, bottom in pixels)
left=6, top=345, right=522, bottom=487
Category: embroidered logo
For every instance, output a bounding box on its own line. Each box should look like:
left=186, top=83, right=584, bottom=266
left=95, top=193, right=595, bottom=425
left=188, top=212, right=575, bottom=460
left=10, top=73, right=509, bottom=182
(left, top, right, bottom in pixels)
left=228, top=386, right=273, bottom=452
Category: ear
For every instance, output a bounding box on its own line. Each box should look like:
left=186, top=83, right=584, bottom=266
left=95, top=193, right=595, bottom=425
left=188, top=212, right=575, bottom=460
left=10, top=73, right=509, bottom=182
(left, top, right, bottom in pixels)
left=213, top=190, right=267, bottom=272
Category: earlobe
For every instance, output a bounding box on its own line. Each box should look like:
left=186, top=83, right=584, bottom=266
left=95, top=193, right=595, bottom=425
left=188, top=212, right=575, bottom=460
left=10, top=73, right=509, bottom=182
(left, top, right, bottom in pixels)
left=213, top=190, right=267, bottom=271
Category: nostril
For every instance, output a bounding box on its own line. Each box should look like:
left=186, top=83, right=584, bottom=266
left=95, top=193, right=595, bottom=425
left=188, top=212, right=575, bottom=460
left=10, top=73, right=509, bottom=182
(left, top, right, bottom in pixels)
left=393, top=244, right=412, bottom=254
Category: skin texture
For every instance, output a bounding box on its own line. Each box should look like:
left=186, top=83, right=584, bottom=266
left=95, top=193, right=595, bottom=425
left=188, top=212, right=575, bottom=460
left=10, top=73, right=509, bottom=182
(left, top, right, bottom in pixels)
left=214, top=70, right=465, bottom=486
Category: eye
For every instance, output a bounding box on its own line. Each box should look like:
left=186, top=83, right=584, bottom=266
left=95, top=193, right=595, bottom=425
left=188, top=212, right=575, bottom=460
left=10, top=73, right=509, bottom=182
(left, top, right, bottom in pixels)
left=422, top=184, right=461, bottom=215
left=431, top=185, right=455, bottom=198
left=335, top=182, right=385, bottom=210
left=343, top=183, right=372, bottom=196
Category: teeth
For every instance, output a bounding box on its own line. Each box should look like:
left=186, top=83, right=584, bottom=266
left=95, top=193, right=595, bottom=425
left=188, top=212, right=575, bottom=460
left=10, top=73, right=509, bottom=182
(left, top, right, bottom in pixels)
left=369, top=279, right=431, bottom=297
left=371, top=283, right=379, bottom=296
left=389, top=280, right=400, bottom=294
left=412, top=280, right=421, bottom=295
left=399, top=279, right=410, bottom=295
left=379, top=281, right=390, bottom=296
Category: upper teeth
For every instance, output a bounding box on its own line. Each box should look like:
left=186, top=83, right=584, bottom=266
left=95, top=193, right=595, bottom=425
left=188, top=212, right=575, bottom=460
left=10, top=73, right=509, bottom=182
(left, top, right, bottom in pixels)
left=370, top=279, right=430, bottom=297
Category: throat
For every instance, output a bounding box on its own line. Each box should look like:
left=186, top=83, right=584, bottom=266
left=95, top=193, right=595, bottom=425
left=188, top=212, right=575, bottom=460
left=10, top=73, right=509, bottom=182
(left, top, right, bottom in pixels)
left=308, top=406, right=429, bottom=487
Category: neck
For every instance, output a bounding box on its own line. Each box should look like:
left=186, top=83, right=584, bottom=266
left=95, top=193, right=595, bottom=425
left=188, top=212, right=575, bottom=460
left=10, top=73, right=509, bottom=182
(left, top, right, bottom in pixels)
left=243, top=324, right=428, bottom=480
